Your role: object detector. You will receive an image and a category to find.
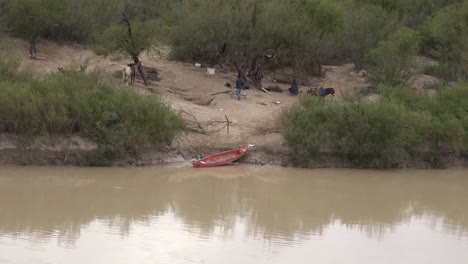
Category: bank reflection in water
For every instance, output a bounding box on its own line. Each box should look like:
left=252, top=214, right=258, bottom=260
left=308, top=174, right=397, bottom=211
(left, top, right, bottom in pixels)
left=0, top=165, right=467, bottom=245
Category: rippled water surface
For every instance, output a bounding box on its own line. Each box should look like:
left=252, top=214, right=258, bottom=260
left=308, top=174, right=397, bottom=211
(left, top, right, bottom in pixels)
left=0, top=165, right=467, bottom=264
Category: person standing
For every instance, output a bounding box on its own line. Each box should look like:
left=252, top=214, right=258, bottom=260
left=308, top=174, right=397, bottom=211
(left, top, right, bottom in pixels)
left=235, top=75, right=245, bottom=101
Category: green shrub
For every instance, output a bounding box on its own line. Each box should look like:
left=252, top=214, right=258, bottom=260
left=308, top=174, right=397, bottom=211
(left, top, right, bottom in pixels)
left=434, top=83, right=468, bottom=154
left=283, top=82, right=468, bottom=167
left=367, top=27, right=420, bottom=85
left=425, top=2, right=468, bottom=81
left=0, top=55, right=21, bottom=81
left=423, top=64, right=452, bottom=81
left=0, top=64, right=184, bottom=162
left=336, top=103, right=425, bottom=167
left=378, top=83, right=468, bottom=153
left=284, top=96, right=424, bottom=168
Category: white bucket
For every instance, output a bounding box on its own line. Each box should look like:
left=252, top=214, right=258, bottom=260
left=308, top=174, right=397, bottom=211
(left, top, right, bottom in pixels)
left=207, top=68, right=215, bottom=75
left=195, top=63, right=202, bottom=68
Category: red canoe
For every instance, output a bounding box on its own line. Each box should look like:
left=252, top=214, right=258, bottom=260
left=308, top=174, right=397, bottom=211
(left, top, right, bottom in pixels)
left=192, top=145, right=254, bottom=168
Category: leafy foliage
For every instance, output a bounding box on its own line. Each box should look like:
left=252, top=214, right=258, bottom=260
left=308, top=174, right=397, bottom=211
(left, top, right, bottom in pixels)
left=3, top=0, right=69, bottom=57
left=55, top=0, right=123, bottom=43
left=94, top=20, right=157, bottom=59
left=367, top=27, right=420, bottom=85
left=283, top=83, right=468, bottom=168
left=283, top=97, right=424, bottom=168
left=167, top=0, right=344, bottom=86
left=340, top=2, right=399, bottom=71
left=425, top=2, right=468, bottom=81
left=0, top=57, right=184, bottom=160
left=4, top=0, right=68, bottom=41
left=354, top=0, right=464, bottom=28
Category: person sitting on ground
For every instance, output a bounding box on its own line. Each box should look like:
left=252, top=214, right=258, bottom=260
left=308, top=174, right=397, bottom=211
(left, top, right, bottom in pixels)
left=235, top=75, right=246, bottom=101
left=288, top=79, right=299, bottom=96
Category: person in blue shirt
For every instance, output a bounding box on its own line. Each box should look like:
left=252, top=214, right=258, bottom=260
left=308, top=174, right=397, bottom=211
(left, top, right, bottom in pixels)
left=235, top=75, right=246, bottom=100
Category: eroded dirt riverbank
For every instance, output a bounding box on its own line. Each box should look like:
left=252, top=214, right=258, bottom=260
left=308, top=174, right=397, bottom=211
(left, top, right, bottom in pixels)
left=1, top=134, right=466, bottom=168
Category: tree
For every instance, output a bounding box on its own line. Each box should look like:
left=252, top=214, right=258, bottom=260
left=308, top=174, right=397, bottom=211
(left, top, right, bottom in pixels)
left=94, top=1, right=158, bottom=85
left=54, top=0, right=123, bottom=44
left=426, top=2, right=468, bottom=80
left=287, top=0, right=344, bottom=77
left=0, top=0, right=8, bottom=32
left=168, top=0, right=343, bottom=88
left=367, top=27, right=420, bottom=85
left=340, top=2, right=399, bottom=72
left=353, top=0, right=464, bottom=30
left=4, top=0, right=69, bottom=59
left=169, top=0, right=280, bottom=87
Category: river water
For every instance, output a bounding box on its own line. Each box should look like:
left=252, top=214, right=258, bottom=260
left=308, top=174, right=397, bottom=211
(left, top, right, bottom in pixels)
left=0, top=165, right=467, bottom=264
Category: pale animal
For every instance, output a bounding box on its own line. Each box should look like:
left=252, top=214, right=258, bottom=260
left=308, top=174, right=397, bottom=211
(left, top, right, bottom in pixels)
left=122, top=64, right=136, bottom=86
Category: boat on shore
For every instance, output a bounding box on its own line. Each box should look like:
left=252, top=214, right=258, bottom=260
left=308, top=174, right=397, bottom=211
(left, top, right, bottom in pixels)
left=192, top=145, right=254, bottom=168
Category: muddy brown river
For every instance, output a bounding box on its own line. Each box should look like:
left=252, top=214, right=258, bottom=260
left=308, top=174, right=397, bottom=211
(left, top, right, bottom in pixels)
left=0, top=165, right=467, bottom=264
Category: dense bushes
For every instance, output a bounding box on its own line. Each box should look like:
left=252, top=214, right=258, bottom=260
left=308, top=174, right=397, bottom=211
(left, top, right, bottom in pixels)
left=283, top=97, right=423, bottom=167
left=0, top=0, right=178, bottom=43
left=1, top=0, right=466, bottom=84
left=366, top=27, right=420, bottom=85
left=157, top=0, right=345, bottom=86
left=283, top=84, right=468, bottom=168
left=379, top=84, right=468, bottom=154
left=0, top=58, right=183, bottom=161
left=339, top=2, right=399, bottom=72
left=423, top=2, right=468, bottom=81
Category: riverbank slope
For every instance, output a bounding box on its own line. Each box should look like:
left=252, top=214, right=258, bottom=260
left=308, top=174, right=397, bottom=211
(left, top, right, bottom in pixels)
left=1, top=37, right=464, bottom=168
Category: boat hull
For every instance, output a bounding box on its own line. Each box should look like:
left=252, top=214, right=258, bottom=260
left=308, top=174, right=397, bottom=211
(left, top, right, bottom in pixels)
left=193, top=147, right=250, bottom=168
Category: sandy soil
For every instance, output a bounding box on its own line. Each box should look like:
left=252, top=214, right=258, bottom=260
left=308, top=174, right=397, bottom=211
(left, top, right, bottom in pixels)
left=4, top=36, right=431, bottom=166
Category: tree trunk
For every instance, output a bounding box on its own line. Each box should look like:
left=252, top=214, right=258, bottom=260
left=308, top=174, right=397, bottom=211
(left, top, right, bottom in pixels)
left=233, top=61, right=246, bottom=80
left=29, top=39, right=37, bottom=59
left=351, top=57, right=363, bottom=72
left=137, top=64, right=149, bottom=86
left=248, top=69, right=263, bottom=89
left=310, top=61, right=322, bottom=76
left=298, top=67, right=303, bottom=87
left=123, top=5, right=148, bottom=85
left=134, top=58, right=149, bottom=86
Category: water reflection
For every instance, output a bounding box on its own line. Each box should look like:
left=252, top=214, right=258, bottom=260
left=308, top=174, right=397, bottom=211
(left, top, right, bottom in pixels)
left=0, top=165, right=467, bottom=262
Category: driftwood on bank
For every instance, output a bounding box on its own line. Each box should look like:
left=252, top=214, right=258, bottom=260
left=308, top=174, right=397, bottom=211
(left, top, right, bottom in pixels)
left=181, top=109, right=232, bottom=135
left=266, top=85, right=283, bottom=93
left=211, top=90, right=230, bottom=96
left=261, top=87, right=271, bottom=94
left=183, top=97, right=214, bottom=106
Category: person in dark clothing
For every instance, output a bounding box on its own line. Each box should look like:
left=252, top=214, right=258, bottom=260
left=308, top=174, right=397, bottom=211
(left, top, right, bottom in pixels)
left=235, top=75, right=245, bottom=100
left=288, top=79, right=299, bottom=96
